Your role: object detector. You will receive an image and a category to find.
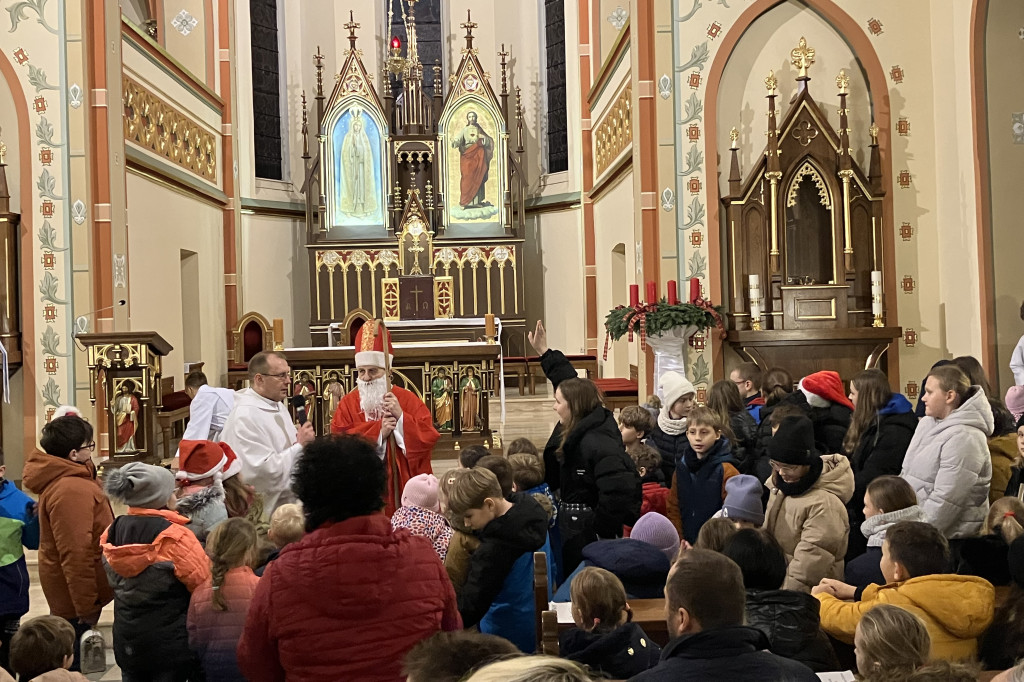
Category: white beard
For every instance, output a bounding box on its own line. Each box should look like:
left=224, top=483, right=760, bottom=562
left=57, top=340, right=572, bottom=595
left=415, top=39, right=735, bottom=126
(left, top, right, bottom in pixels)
left=358, top=377, right=387, bottom=420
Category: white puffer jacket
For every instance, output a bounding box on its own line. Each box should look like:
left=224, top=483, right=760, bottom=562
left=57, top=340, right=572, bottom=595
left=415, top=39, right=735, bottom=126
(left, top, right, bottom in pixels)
left=900, top=387, right=993, bottom=539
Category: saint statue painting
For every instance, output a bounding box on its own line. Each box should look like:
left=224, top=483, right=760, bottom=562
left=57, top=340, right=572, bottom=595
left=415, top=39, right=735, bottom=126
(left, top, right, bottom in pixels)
left=460, top=366, right=481, bottom=431
left=112, top=382, right=140, bottom=452
left=451, top=111, right=494, bottom=208
left=339, top=108, right=377, bottom=218
left=431, top=369, right=454, bottom=430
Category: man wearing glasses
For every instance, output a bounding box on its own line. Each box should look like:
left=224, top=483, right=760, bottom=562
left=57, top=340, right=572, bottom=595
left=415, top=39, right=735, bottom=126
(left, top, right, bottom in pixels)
left=221, top=351, right=316, bottom=513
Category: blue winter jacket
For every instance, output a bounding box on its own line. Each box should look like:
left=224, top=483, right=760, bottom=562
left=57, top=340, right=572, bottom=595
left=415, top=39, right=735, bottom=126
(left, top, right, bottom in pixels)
left=675, top=439, right=737, bottom=543
left=0, top=478, right=41, bottom=617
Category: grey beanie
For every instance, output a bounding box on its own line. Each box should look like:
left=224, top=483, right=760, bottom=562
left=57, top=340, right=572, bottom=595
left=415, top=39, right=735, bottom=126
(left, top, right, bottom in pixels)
left=105, top=462, right=176, bottom=509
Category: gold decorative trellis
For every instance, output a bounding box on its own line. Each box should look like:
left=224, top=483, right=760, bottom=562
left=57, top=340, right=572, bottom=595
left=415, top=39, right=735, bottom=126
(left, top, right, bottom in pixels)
left=122, top=76, right=218, bottom=181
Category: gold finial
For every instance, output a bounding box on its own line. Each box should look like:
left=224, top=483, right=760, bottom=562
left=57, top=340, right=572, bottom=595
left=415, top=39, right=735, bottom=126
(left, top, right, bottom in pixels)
left=730, top=127, right=739, bottom=150
left=869, top=121, right=879, bottom=143
left=790, top=36, right=815, bottom=78
left=314, top=46, right=325, bottom=97
left=0, top=127, right=6, bottom=165
left=765, top=70, right=778, bottom=95
left=461, top=9, right=477, bottom=35
left=836, top=69, right=849, bottom=94
left=344, top=10, right=359, bottom=47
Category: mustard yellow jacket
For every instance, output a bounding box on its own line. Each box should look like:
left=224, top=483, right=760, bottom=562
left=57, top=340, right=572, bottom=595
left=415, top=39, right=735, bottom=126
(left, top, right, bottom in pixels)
left=816, top=574, right=995, bottom=661
left=989, top=432, right=1017, bottom=504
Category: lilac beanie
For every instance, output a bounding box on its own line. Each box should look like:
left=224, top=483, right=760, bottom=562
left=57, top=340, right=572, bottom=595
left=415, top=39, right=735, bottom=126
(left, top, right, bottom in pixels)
left=401, top=473, right=440, bottom=512
left=631, top=512, right=680, bottom=560
left=721, top=474, right=765, bottom=526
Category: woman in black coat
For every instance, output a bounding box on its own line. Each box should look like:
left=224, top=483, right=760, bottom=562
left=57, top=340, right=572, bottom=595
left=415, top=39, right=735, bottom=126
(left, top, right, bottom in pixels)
left=529, top=321, right=643, bottom=571
left=842, top=369, right=918, bottom=560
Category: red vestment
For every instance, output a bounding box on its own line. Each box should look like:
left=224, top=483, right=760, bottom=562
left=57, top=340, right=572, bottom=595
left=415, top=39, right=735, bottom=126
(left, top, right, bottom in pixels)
left=458, top=138, right=491, bottom=207
left=330, top=385, right=440, bottom=516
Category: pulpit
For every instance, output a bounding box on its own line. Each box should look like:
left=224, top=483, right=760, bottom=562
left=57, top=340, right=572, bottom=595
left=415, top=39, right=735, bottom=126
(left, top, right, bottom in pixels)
left=77, top=331, right=173, bottom=465
left=721, top=38, right=900, bottom=385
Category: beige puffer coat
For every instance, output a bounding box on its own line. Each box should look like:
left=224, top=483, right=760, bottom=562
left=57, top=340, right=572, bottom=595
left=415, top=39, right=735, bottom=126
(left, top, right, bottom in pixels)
left=764, top=454, right=854, bottom=592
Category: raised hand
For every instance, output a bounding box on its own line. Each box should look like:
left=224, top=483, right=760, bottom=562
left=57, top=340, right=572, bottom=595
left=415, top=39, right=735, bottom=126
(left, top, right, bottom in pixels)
left=382, top=392, right=403, bottom=418
left=527, top=319, right=548, bottom=356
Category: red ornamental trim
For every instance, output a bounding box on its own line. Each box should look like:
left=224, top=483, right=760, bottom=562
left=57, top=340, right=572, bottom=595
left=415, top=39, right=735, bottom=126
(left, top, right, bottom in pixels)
left=867, top=18, right=884, bottom=35
left=33, top=96, right=47, bottom=113
left=688, top=72, right=702, bottom=89
left=707, top=22, right=722, bottom=39
left=687, top=124, right=701, bottom=142
left=890, top=65, right=904, bottom=84
left=13, top=48, right=28, bottom=64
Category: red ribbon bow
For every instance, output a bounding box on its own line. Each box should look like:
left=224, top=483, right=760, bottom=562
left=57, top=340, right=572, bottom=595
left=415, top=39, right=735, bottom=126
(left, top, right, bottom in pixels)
left=692, top=297, right=727, bottom=340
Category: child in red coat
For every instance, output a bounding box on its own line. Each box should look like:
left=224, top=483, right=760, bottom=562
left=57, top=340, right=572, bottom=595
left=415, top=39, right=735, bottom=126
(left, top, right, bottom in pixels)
left=188, top=518, right=261, bottom=682
left=631, top=444, right=670, bottom=517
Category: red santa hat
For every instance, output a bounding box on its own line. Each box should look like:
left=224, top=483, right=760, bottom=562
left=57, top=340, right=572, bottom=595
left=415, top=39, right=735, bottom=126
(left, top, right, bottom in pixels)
left=799, top=371, right=854, bottom=411
left=222, top=444, right=243, bottom=480
left=354, top=319, right=395, bottom=369
left=53, top=405, right=83, bottom=419
left=176, top=440, right=237, bottom=483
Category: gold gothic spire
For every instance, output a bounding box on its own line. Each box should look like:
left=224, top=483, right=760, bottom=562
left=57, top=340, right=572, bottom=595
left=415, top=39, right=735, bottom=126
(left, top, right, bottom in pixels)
left=729, top=127, right=739, bottom=149
left=765, top=70, right=778, bottom=95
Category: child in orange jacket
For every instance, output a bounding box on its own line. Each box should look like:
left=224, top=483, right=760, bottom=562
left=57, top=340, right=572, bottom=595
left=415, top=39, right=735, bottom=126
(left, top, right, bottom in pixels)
left=102, top=463, right=211, bottom=680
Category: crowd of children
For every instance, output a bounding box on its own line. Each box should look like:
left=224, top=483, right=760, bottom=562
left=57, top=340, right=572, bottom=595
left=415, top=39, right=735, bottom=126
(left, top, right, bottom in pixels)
left=4, top=352, right=1024, bottom=681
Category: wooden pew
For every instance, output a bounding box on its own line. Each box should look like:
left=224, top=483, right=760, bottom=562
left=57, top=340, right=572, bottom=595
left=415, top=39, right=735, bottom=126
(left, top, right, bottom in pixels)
left=534, top=551, right=549, bottom=654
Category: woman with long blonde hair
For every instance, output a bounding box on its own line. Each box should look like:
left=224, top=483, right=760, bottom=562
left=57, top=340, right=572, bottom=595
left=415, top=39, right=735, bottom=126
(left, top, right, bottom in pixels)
left=842, top=369, right=917, bottom=561
left=855, top=604, right=931, bottom=681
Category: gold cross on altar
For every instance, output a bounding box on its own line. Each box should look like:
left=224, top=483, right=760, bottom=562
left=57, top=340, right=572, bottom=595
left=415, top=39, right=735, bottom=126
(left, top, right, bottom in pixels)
left=790, top=37, right=815, bottom=78
left=410, top=285, right=424, bottom=308
left=409, top=241, right=426, bottom=275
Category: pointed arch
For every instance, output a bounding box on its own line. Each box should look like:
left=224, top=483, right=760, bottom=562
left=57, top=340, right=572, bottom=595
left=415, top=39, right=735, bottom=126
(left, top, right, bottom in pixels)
left=0, top=47, right=37, bottom=461
left=703, top=0, right=895, bottom=380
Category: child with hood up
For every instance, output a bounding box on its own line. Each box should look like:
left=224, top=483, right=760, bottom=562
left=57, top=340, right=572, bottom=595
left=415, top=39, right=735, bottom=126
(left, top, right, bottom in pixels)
left=101, top=462, right=211, bottom=680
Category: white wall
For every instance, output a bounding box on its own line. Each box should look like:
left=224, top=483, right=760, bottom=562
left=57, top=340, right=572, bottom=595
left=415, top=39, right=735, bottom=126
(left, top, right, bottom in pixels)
left=238, top=213, right=310, bottom=347
left=126, top=173, right=227, bottom=387
left=592, top=172, right=636, bottom=377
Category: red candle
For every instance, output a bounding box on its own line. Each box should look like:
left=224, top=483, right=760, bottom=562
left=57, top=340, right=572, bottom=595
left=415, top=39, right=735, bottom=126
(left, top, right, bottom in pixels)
left=689, top=277, right=700, bottom=303
left=629, top=284, right=639, bottom=308
left=667, top=280, right=679, bottom=305
left=646, top=281, right=657, bottom=303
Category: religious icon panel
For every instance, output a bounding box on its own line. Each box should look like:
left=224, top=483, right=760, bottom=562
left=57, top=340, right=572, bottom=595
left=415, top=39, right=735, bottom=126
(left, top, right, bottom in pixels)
left=443, top=98, right=505, bottom=227
left=329, top=105, right=387, bottom=228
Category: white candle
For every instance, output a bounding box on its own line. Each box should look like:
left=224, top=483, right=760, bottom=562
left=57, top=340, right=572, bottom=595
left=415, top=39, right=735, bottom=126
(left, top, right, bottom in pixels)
left=871, top=270, right=883, bottom=317
left=749, top=274, right=760, bottom=289
left=749, top=275, right=762, bottom=324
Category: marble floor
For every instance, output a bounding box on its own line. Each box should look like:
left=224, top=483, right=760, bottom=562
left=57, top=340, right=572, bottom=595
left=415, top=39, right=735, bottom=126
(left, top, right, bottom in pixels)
left=17, top=384, right=562, bottom=680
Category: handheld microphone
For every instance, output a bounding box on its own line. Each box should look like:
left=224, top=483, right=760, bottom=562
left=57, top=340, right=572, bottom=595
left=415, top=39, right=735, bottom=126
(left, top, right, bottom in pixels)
left=290, top=394, right=308, bottom=425
left=74, top=300, right=127, bottom=335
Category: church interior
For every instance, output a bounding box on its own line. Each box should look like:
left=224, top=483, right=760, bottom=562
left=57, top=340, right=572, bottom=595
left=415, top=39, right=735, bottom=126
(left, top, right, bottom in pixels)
left=1, top=0, right=1023, bottom=678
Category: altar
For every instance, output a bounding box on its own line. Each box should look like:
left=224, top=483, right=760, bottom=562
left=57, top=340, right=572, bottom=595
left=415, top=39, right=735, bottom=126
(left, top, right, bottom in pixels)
left=282, top=340, right=500, bottom=459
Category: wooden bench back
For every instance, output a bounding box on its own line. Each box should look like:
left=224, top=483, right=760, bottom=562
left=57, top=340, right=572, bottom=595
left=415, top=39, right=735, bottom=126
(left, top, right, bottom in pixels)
left=533, top=551, right=548, bottom=652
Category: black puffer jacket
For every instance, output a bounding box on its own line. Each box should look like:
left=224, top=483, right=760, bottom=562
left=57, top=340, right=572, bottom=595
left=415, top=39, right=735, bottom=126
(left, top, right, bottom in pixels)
left=560, top=405, right=642, bottom=539
left=101, top=514, right=203, bottom=673
left=649, top=424, right=689, bottom=483
left=744, top=589, right=839, bottom=673
left=540, top=350, right=585, bottom=494
left=729, top=409, right=759, bottom=474
left=846, top=395, right=918, bottom=559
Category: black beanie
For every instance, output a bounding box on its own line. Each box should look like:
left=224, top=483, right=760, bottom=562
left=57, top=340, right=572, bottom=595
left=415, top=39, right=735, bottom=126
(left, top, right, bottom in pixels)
left=1009, top=535, right=1024, bottom=589
left=766, top=415, right=817, bottom=465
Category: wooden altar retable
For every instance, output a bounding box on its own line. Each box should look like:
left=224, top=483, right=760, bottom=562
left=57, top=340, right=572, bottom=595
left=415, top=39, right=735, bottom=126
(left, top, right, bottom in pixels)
left=283, top=341, right=500, bottom=460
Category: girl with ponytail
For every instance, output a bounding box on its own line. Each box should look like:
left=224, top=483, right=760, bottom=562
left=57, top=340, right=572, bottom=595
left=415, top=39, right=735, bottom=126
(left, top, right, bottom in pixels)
left=187, top=518, right=259, bottom=681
